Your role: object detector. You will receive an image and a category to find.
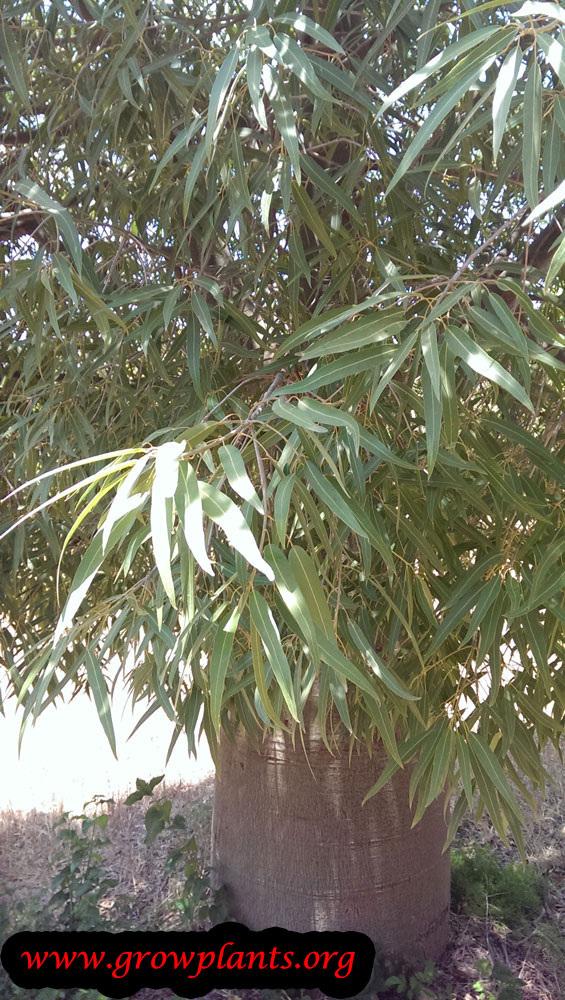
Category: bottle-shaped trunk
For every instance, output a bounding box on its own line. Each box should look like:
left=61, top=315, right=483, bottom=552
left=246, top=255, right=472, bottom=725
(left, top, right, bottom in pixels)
left=211, top=710, right=450, bottom=964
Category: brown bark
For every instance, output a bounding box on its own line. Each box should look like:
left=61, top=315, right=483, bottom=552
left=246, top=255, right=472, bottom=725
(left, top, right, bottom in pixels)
left=212, top=706, right=450, bottom=965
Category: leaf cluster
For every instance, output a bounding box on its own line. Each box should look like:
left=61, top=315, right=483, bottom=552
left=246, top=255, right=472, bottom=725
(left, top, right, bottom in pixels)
left=1, top=0, right=565, bottom=841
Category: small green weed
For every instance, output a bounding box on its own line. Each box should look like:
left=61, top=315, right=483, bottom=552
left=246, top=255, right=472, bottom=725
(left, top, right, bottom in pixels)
left=0, top=777, right=225, bottom=999
left=451, top=845, right=546, bottom=930
left=384, top=960, right=437, bottom=999
left=472, top=958, right=525, bottom=1000
left=124, top=774, right=229, bottom=928
left=37, top=794, right=118, bottom=933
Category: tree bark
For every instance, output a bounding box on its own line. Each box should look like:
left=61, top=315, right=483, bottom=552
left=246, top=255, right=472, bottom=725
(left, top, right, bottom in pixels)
left=211, top=708, right=450, bottom=965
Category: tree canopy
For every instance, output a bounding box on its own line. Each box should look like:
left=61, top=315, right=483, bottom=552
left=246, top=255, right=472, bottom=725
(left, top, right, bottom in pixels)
left=1, top=0, right=565, bottom=853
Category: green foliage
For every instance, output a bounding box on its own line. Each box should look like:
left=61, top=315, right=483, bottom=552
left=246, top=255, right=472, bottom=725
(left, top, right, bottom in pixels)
left=1, top=0, right=565, bottom=845
left=451, top=846, right=546, bottom=930
left=0, top=780, right=225, bottom=998
left=126, top=773, right=229, bottom=928
left=36, top=796, right=118, bottom=932
left=384, top=960, right=437, bottom=999
left=472, top=958, right=526, bottom=1000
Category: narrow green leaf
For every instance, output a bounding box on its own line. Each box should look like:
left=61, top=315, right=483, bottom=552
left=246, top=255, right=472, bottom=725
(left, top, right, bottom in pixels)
left=0, top=16, right=31, bottom=108
left=249, top=591, right=299, bottom=721
left=272, top=287, right=388, bottom=359
left=377, top=26, right=498, bottom=117
left=367, top=697, right=402, bottom=765
left=183, top=138, right=207, bottom=220
left=54, top=504, right=142, bottom=643
left=52, top=254, right=78, bottom=305
left=231, top=128, right=254, bottom=214
left=370, top=331, right=418, bottom=406
left=276, top=344, right=397, bottom=395
left=251, top=618, right=287, bottom=730
left=206, top=44, right=239, bottom=159
left=185, top=310, right=203, bottom=398
left=300, top=153, right=361, bottom=222
left=468, top=732, right=524, bottom=821
left=425, top=728, right=454, bottom=807
left=525, top=178, right=565, bottom=226
left=492, top=46, right=522, bottom=163
left=150, top=117, right=202, bottom=190
left=150, top=441, right=186, bottom=606
left=529, top=539, right=565, bottom=609
left=300, top=310, right=405, bottom=359
left=417, top=0, right=442, bottom=69
left=192, top=292, right=217, bottom=347
left=347, top=620, right=420, bottom=700
left=273, top=33, right=332, bottom=99
left=427, top=590, right=478, bottom=659
left=175, top=463, right=214, bottom=576
left=210, top=610, right=240, bottom=733
left=387, top=49, right=500, bottom=192
left=219, top=444, right=263, bottom=513
left=288, top=546, right=334, bottom=639
left=291, top=180, right=335, bottom=255
left=102, top=454, right=150, bottom=552
left=422, top=365, right=442, bottom=474
left=246, top=46, right=268, bottom=129
left=85, top=648, right=117, bottom=759
left=538, top=31, right=565, bottom=86
left=309, top=52, right=377, bottom=113
left=265, top=545, right=318, bottom=652
left=150, top=495, right=175, bottom=605
left=444, top=790, right=469, bottom=849
left=199, top=482, right=274, bottom=580
left=421, top=324, right=441, bottom=399
left=16, top=181, right=82, bottom=273
left=272, top=397, right=325, bottom=432
left=317, top=634, right=380, bottom=705
left=446, top=325, right=534, bottom=412
left=297, top=398, right=361, bottom=452
left=545, top=230, right=565, bottom=288
left=515, top=1, right=565, bottom=27
left=263, top=64, right=300, bottom=181
left=304, top=462, right=368, bottom=538
left=461, top=576, right=502, bottom=644
left=274, top=473, right=295, bottom=547
left=523, top=59, right=542, bottom=209
left=272, top=13, right=345, bottom=53
left=485, top=293, right=529, bottom=356
left=456, top=731, right=474, bottom=808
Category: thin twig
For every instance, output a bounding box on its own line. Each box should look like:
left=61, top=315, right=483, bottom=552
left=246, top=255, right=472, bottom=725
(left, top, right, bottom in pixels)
left=431, top=206, right=530, bottom=315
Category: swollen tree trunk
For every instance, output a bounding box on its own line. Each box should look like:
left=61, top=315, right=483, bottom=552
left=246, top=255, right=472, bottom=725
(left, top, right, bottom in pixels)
left=211, top=710, right=450, bottom=965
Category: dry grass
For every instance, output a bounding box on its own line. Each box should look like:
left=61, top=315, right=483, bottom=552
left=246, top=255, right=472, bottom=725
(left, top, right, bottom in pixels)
left=0, top=747, right=564, bottom=1000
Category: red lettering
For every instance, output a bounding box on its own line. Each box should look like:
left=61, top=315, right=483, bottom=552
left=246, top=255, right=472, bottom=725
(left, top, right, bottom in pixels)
left=21, top=952, right=49, bottom=970
left=217, top=941, right=234, bottom=970
left=245, top=951, right=268, bottom=969
left=186, top=951, right=215, bottom=978
left=321, top=950, right=338, bottom=969
left=268, top=946, right=281, bottom=969
left=303, top=951, right=320, bottom=970
left=167, top=951, right=195, bottom=970
left=226, top=951, right=246, bottom=970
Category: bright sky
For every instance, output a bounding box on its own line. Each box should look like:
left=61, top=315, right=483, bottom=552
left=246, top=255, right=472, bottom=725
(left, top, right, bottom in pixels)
left=0, top=680, right=214, bottom=815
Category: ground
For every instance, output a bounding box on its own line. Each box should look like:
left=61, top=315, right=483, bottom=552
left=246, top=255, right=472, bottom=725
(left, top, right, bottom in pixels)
left=0, top=744, right=563, bottom=1000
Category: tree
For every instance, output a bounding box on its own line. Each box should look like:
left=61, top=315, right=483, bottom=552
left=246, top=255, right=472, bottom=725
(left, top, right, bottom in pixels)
left=2, top=0, right=565, bottom=964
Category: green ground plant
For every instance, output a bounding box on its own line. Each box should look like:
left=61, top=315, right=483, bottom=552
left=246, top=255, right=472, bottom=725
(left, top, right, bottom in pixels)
left=472, top=958, right=526, bottom=1000
left=451, top=845, right=546, bottom=931
left=0, top=778, right=224, bottom=999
